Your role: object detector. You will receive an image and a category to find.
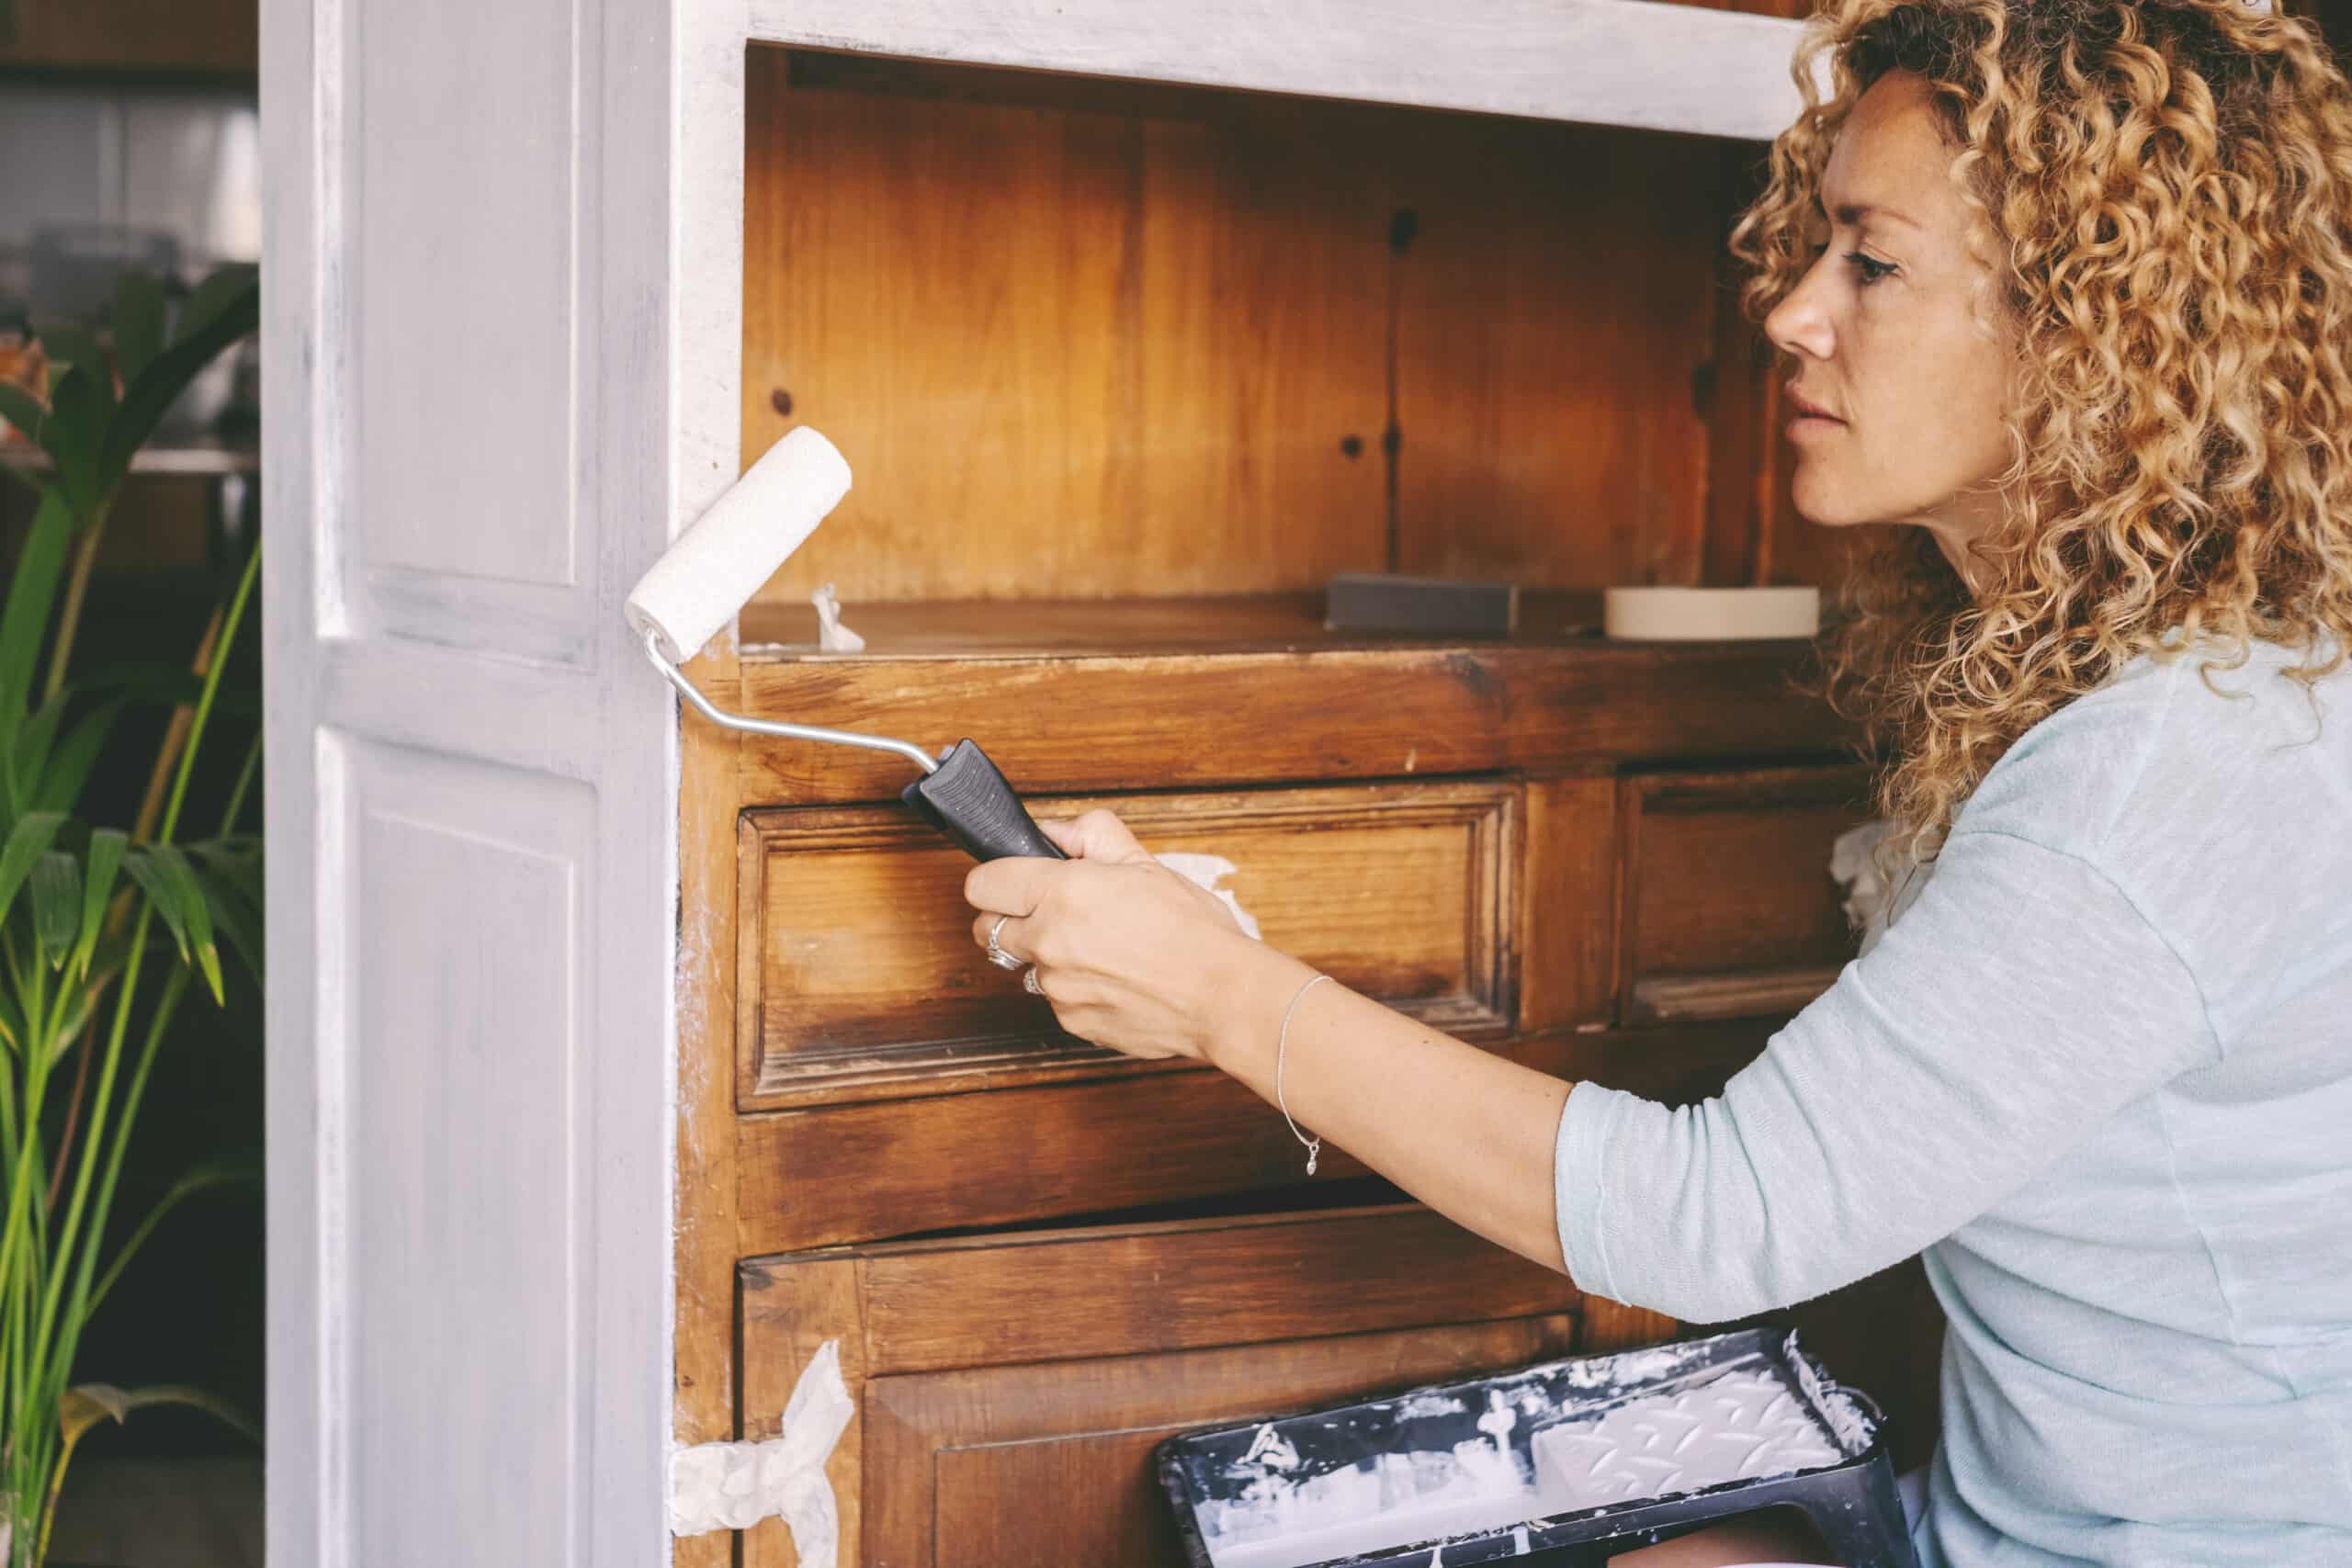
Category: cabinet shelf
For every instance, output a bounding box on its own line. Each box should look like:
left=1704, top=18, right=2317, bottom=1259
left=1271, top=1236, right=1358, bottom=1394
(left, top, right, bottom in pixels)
left=737, top=588, right=1607, bottom=659
left=0, top=438, right=258, bottom=477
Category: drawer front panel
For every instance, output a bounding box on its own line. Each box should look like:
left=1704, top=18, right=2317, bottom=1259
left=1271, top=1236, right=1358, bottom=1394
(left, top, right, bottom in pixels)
left=738, top=778, right=1516, bottom=1109
left=1620, top=764, right=1871, bottom=1023
left=738, top=1202, right=1675, bottom=1567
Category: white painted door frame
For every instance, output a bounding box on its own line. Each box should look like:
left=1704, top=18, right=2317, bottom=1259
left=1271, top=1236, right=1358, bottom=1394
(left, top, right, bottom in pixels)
left=261, top=0, right=698, bottom=1560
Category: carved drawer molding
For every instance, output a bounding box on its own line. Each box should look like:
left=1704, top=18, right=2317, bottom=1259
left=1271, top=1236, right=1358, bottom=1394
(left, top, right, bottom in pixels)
left=1616, top=763, right=1871, bottom=1025
left=736, top=778, right=1518, bottom=1110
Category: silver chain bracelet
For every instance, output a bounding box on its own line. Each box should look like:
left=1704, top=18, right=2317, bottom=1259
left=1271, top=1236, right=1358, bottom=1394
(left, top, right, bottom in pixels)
left=1275, top=972, right=1334, bottom=1175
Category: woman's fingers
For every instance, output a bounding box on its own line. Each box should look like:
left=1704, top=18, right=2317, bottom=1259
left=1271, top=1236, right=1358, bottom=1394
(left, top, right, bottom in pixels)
left=972, top=908, right=1033, bottom=960
left=964, top=852, right=1058, bottom=920
left=1041, top=808, right=1151, bottom=863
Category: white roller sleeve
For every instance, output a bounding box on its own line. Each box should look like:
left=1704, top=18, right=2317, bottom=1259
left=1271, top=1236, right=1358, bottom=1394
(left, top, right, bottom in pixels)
left=625, top=425, right=853, bottom=662
left=1602, top=585, right=1820, bottom=641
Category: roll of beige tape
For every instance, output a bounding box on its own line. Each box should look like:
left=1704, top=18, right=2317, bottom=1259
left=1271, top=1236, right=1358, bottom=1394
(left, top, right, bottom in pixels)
left=1602, top=585, right=1821, bottom=641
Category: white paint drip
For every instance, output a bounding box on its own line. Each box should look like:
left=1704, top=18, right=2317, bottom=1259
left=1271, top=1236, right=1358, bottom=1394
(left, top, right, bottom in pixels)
left=1786, top=1332, right=1873, bottom=1453
left=810, top=582, right=865, bottom=652
left=667, top=1338, right=854, bottom=1556
left=1155, top=852, right=1262, bottom=940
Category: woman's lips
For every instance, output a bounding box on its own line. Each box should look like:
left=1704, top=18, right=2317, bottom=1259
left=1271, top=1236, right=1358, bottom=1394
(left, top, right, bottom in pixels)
left=1787, top=412, right=1845, bottom=440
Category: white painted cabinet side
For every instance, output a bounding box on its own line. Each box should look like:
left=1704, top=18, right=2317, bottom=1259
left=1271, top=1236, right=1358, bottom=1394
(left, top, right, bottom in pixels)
left=264, top=0, right=684, bottom=1562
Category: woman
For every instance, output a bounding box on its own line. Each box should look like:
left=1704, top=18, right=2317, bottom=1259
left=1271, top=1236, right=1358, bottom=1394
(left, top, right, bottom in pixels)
left=964, top=3, right=2352, bottom=1562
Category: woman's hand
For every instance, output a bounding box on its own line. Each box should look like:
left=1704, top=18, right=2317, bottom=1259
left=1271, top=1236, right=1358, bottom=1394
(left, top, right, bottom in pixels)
left=964, top=809, right=1295, bottom=1062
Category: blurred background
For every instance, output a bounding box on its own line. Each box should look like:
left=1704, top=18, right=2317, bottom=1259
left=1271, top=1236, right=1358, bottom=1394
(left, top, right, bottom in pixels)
left=2, top=2, right=262, bottom=1564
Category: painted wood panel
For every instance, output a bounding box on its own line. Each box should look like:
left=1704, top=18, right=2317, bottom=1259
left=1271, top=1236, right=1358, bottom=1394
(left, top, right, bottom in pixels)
left=741, top=51, right=1389, bottom=604
left=742, top=0, right=1809, bottom=141
left=732, top=1021, right=1788, bottom=1258
left=266, top=0, right=680, bottom=1562
left=739, top=1203, right=1589, bottom=1565
left=336, top=740, right=590, bottom=1563
left=1617, top=763, right=1871, bottom=1023
left=741, top=54, right=1813, bottom=609
left=736, top=779, right=1515, bottom=1107
left=877, top=1316, right=1582, bottom=1567
left=731, top=635, right=1852, bottom=803
left=345, top=0, right=589, bottom=662
left=1389, top=118, right=1725, bottom=588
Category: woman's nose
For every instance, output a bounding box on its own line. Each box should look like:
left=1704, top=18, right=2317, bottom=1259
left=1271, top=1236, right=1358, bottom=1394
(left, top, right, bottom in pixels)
left=1765, top=265, right=1836, bottom=363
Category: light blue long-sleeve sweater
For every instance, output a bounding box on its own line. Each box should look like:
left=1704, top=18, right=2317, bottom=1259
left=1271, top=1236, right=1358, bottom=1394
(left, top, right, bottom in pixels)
left=1553, top=634, right=2352, bottom=1567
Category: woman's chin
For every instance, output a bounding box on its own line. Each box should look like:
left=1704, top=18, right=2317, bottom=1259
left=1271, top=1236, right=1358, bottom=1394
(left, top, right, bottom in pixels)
left=1787, top=476, right=1871, bottom=531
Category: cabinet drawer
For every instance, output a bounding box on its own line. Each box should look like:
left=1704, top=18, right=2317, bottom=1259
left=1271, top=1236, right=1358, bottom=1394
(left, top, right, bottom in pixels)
left=739, top=1202, right=1673, bottom=1568
left=1618, top=764, right=1871, bottom=1024
left=737, top=778, right=1516, bottom=1110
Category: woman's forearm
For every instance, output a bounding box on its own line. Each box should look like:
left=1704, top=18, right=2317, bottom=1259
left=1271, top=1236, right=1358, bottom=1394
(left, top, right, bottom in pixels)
left=1207, top=942, right=1577, bottom=1278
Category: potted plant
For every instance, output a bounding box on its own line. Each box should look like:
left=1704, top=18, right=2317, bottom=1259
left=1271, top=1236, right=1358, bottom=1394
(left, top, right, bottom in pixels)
left=0, top=267, right=262, bottom=1568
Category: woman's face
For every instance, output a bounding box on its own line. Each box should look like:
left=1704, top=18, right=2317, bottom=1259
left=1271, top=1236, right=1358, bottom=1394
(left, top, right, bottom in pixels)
left=1764, top=69, right=2019, bottom=575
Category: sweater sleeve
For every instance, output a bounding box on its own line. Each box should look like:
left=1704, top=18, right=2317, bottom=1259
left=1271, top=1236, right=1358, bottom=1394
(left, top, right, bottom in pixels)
left=1553, top=827, right=2219, bottom=1323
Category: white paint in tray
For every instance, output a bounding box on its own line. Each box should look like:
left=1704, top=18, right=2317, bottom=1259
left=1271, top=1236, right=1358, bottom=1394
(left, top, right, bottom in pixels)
left=1196, top=1354, right=1847, bottom=1568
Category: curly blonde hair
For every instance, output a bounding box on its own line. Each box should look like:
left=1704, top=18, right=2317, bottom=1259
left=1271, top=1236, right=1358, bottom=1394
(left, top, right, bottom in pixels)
left=1731, top=0, right=2352, bottom=862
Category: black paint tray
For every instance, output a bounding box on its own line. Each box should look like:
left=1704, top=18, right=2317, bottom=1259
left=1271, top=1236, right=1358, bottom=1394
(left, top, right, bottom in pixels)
left=1156, top=1325, right=1916, bottom=1568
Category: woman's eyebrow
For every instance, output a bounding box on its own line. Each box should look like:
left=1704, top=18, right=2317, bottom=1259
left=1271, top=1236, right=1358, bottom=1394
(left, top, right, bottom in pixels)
left=1819, top=195, right=1923, bottom=233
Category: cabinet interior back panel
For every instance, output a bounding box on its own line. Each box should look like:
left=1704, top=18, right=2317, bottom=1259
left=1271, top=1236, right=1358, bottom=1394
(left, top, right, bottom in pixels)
left=741, top=50, right=1759, bottom=604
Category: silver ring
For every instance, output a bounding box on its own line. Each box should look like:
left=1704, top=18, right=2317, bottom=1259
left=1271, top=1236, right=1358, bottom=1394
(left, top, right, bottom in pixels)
left=1023, top=964, right=1044, bottom=996
left=987, top=914, right=1023, bottom=971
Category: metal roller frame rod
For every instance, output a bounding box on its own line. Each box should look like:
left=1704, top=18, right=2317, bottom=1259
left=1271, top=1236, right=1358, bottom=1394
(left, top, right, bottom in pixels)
left=640, top=627, right=941, bottom=775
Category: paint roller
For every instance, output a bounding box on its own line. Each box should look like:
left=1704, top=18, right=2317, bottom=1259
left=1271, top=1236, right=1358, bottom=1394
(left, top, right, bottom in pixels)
left=625, top=426, right=1067, bottom=863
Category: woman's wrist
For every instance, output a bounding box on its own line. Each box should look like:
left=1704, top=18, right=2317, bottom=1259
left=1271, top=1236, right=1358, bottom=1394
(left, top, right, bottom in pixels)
left=1199, top=940, right=1322, bottom=1076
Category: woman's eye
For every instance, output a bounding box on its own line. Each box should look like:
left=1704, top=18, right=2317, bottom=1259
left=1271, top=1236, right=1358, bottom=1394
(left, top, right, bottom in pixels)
left=1804, top=242, right=1894, bottom=287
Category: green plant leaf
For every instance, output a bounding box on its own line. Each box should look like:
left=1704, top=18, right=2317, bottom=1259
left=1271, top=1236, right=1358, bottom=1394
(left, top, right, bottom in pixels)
left=111, top=273, right=168, bottom=386
left=0, top=809, right=67, bottom=931
left=0, top=379, right=48, bottom=445
left=177, top=265, right=258, bottom=342
left=88, top=1157, right=259, bottom=1312
left=125, top=843, right=223, bottom=1002
left=32, top=699, right=124, bottom=816
left=9, top=691, right=65, bottom=816
left=100, top=278, right=257, bottom=492
left=29, top=850, right=79, bottom=964
left=31, top=323, right=107, bottom=389
left=41, top=362, right=107, bottom=519
left=62, top=1381, right=259, bottom=1447
left=189, top=849, right=263, bottom=985
left=50, top=1376, right=261, bottom=1560
left=75, top=827, right=127, bottom=982
left=78, top=661, right=263, bottom=716
left=0, top=490, right=74, bottom=753
left=0, top=984, right=24, bottom=1054
left=122, top=845, right=189, bottom=961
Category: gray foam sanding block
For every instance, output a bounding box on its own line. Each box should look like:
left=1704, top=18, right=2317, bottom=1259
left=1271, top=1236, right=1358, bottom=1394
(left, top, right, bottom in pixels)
left=1323, top=572, right=1520, bottom=637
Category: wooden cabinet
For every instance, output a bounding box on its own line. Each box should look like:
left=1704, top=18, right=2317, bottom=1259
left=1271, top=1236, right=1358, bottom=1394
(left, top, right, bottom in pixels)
left=738, top=778, right=1518, bottom=1110
left=740, top=1203, right=1680, bottom=1567
left=0, top=0, right=256, bottom=73
left=676, top=16, right=1923, bottom=1568
left=1618, top=764, right=1873, bottom=1024
left=263, top=0, right=1956, bottom=1560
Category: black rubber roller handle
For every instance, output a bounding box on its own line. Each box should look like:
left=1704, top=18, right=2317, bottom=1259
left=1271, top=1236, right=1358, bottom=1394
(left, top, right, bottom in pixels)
left=901, top=739, right=1068, bottom=863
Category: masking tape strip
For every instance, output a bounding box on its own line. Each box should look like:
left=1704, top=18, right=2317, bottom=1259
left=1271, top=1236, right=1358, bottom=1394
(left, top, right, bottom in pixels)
left=668, top=1339, right=855, bottom=1555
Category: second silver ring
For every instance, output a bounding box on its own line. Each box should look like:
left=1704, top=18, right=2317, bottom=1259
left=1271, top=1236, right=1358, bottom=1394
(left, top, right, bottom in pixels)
left=1023, top=965, right=1044, bottom=995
